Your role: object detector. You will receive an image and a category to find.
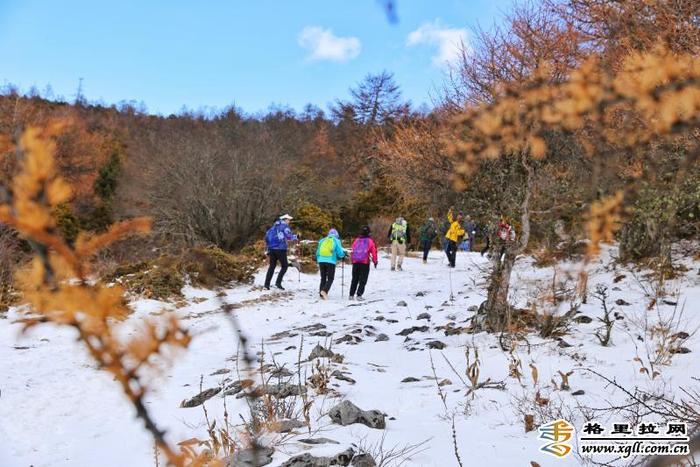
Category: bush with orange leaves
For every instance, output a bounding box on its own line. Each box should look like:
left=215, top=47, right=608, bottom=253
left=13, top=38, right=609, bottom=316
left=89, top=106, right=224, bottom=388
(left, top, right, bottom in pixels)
left=450, top=45, right=700, bottom=254
left=0, top=123, right=224, bottom=466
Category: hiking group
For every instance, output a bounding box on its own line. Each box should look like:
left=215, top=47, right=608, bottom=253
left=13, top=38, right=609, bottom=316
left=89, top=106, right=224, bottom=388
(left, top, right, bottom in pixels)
left=263, top=208, right=516, bottom=300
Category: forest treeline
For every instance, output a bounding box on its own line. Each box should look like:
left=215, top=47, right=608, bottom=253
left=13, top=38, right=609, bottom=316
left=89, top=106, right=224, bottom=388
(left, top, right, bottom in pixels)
left=1, top=0, right=699, bottom=304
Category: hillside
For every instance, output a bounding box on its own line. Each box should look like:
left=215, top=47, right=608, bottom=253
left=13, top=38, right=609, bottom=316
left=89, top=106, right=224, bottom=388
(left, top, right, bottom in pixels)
left=2, top=245, right=698, bottom=466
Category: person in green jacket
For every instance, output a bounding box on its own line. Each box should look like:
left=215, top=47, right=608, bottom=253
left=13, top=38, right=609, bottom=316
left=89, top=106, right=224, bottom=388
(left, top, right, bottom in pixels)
left=419, top=217, right=438, bottom=263
left=316, top=228, right=346, bottom=299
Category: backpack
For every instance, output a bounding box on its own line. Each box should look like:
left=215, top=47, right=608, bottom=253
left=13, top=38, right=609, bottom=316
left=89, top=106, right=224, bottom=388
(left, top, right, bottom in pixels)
left=351, top=237, right=370, bottom=262
left=319, top=237, right=335, bottom=257
left=265, top=225, right=279, bottom=247
left=391, top=222, right=407, bottom=243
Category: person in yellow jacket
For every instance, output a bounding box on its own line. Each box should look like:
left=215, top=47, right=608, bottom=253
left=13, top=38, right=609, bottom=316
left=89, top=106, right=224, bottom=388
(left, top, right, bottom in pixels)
left=444, top=208, right=465, bottom=268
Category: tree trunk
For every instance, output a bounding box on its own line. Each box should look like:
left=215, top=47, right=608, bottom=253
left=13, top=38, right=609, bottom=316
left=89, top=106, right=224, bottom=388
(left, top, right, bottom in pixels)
left=480, top=154, right=534, bottom=332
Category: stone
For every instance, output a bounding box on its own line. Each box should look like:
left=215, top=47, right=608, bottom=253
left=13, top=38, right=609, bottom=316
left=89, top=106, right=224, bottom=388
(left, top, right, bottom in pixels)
left=396, top=326, right=429, bottom=336
left=374, top=316, right=385, bottom=321
left=180, top=387, right=221, bottom=408
left=417, top=312, right=431, bottom=320
left=280, top=448, right=355, bottom=467
left=571, top=390, right=585, bottom=396
left=210, top=368, right=231, bottom=376
left=227, top=446, right=274, bottom=466
left=615, top=298, right=631, bottom=306
left=299, top=323, right=327, bottom=332
left=386, top=319, right=398, bottom=324
left=222, top=379, right=253, bottom=397
left=427, top=340, right=446, bottom=350
left=396, top=300, right=408, bottom=307
left=467, top=305, right=478, bottom=312
left=671, top=347, right=691, bottom=354
left=557, top=339, right=573, bottom=348
left=238, top=382, right=306, bottom=399
left=308, top=344, right=335, bottom=360
left=401, top=377, right=420, bottom=383
left=573, top=315, right=593, bottom=324
left=335, top=334, right=362, bottom=345
left=328, top=400, right=386, bottom=429
left=298, top=438, right=340, bottom=445
left=438, top=378, right=452, bottom=386
left=273, top=419, right=305, bottom=433
left=352, top=454, right=377, bottom=467
left=374, top=333, right=389, bottom=342
left=331, top=370, right=357, bottom=384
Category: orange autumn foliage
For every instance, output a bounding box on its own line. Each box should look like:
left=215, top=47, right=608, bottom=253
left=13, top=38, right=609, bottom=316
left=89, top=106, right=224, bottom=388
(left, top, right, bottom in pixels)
left=0, top=123, right=223, bottom=466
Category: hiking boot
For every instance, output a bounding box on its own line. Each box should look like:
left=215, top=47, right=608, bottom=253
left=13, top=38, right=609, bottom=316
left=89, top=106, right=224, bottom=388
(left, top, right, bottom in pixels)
left=391, top=266, right=395, bottom=271
left=275, top=284, right=285, bottom=290
left=348, top=295, right=355, bottom=301
left=397, top=265, right=403, bottom=271
left=320, top=290, right=328, bottom=300
left=357, top=295, right=365, bottom=301
left=264, top=285, right=271, bottom=290
left=422, top=259, right=427, bottom=264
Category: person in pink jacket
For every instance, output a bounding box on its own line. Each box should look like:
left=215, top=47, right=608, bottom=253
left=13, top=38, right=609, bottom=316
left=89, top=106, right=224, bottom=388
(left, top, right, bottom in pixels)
left=349, top=225, right=378, bottom=301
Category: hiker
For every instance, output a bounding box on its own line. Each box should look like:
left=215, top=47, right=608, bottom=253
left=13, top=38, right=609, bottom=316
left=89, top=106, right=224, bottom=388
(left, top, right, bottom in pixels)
left=495, top=217, right=516, bottom=260
left=387, top=216, right=410, bottom=271
left=444, top=208, right=465, bottom=268
left=349, top=225, right=378, bottom=301
left=316, top=228, right=346, bottom=299
left=464, top=215, right=477, bottom=252
left=439, top=218, right=450, bottom=252
left=480, top=222, right=491, bottom=256
left=264, top=214, right=297, bottom=290
left=419, top=217, right=438, bottom=263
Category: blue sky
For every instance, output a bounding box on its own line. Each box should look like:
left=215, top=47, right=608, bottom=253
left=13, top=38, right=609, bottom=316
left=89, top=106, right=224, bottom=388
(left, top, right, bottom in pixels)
left=0, top=0, right=511, bottom=115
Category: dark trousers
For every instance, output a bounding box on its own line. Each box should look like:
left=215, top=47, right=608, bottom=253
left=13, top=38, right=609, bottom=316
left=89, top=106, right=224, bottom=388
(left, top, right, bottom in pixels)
left=319, top=262, right=336, bottom=293
left=264, top=249, right=288, bottom=287
left=480, top=237, right=490, bottom=256
left=350, top=263, right=370, bottom=297
left=445, top=240, right=457, bottom=267
left=421, top=240, right=432, bottom=261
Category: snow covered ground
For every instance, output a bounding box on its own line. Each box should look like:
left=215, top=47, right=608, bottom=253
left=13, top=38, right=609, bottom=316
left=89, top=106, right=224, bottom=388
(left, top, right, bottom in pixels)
left=1, top=246, right=699, bottom=466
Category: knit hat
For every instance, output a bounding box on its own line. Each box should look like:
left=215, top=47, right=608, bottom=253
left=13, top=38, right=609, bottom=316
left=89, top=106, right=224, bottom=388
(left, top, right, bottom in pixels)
left=328, top=228, right=339, bottom=238
left=361, top=225, right=370, bottom=236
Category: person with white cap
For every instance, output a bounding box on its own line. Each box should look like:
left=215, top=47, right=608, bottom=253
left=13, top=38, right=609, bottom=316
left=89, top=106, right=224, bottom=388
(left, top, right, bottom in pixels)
left=263, top=214, right=297, bottom=290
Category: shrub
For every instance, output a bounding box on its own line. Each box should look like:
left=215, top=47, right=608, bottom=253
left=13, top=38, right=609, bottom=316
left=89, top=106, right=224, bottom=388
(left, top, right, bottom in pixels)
left=107, top=247, right=259, bottom=299
left=122, top=261, right=185, bottom=300
left=94, top=151, right=122, bottom=202
left=294, top=202, right=343, bottom=239
left=182, top=246, right=257, bottom=288
left=53, top=203, right=80, bottom=244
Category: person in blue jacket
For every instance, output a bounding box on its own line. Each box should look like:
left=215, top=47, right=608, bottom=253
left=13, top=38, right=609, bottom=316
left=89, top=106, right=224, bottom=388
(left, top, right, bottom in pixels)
left=264, top=214, right=297, bottom=290
left=316, top=228, right=346, bottom=299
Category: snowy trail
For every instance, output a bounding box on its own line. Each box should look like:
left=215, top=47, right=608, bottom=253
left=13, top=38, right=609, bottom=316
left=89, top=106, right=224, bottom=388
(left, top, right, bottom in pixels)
left=1, top=248, right=699, bottom=466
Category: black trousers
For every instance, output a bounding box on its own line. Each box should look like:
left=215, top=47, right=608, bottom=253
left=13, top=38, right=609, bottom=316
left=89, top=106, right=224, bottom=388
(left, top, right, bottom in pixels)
left=421, top=240, right=432, bottom=261
left=264, top=249, right=288, bottom=287
left=350, top=263, right=370, bottom=297
left=445, top=240, right=457, bottom=267
left=319, top=262, right=336, bottom=293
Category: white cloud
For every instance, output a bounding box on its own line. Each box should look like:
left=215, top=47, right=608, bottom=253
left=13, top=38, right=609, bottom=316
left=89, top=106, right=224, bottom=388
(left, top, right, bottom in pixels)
left=406, top=20, right=468, bottom=67
left=298, top=26, right=361, bottom=62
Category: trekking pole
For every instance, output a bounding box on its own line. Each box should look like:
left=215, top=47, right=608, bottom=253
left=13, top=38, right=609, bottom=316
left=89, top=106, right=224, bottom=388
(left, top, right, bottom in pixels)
left=341, top=258, right=345, bottom=299
left=449, top=265, right=455, bottom=302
